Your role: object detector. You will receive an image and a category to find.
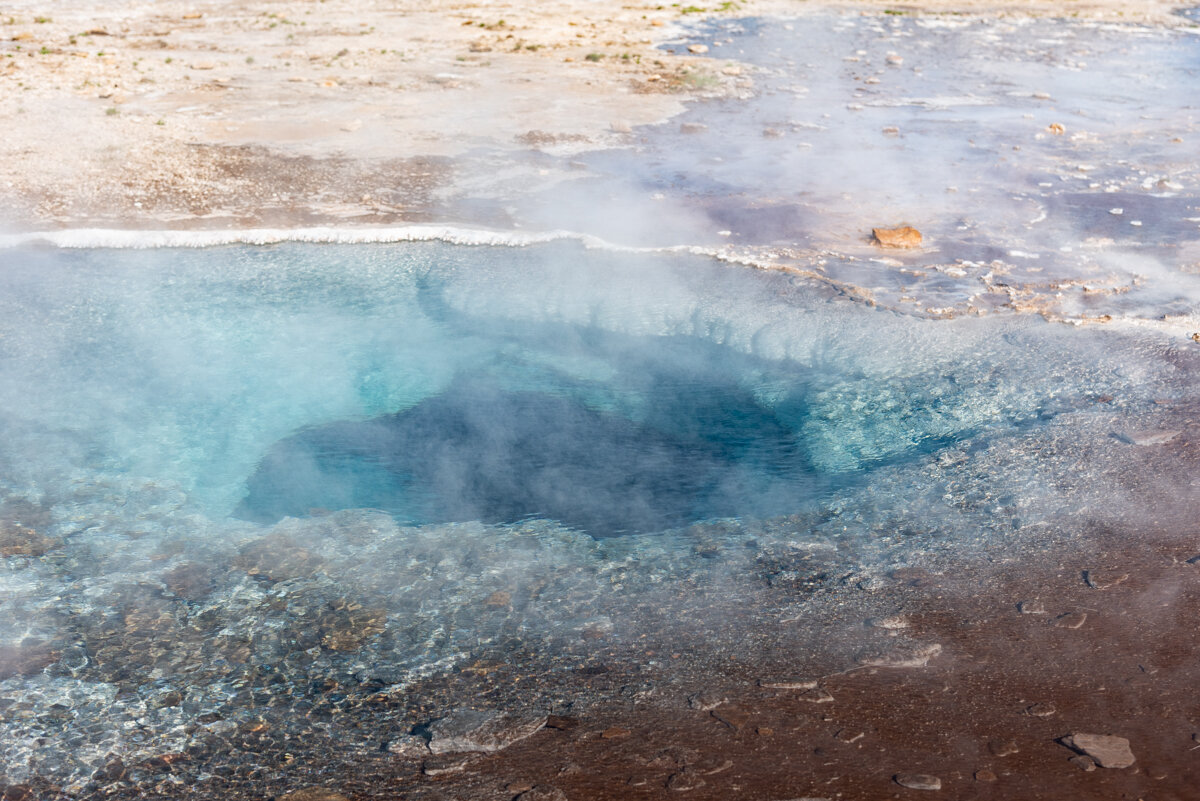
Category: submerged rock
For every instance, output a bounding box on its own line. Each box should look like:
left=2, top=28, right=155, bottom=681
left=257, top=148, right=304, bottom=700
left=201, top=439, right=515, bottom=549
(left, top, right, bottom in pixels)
left=425, top=708, right=548, bottom=754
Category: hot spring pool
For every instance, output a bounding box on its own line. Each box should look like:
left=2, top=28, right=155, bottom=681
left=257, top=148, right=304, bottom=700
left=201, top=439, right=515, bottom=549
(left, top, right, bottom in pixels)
left=0, top=237, right=1192, bottom=790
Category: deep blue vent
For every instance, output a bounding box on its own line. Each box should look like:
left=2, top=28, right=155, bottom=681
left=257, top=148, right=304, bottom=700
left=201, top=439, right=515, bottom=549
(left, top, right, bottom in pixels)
left=236, top=346, right=819, bottom=537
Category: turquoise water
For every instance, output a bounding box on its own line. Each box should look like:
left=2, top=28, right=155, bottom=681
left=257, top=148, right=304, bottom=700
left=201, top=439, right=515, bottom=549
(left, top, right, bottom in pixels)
left=0, top=239, right=1189, bottom=789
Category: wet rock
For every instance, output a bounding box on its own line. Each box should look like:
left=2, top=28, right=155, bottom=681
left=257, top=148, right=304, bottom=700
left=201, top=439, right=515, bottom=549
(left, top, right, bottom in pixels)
left=278, top=790, right=349, bottom=801
left=1114, top=429, right=1179, bottom=446
left=895, top=773, right=941, bottom=790
left=1017, top=600, right=1046, bottom=614
left=872, top=226, right=923, bottom=249
left=688, top=690, right=727, bottom=711
left=484, top=590, right=512, bottom=607
left=867, top=614, right=910, bottom=630
left=515, top=785, right=567, bottom=801
left=687, top=44, right=709, bottom=54
left=426, top=709, right=548, bottom=754
left=1083, top=569, right=1128, bottom=589
left=544, top=715, right=580, bottom=730
left=758, top=677, right=818, bottom=690
left=1062, top=733, right=1135, bottom=768
left=975, top=769, right=997, bottom=782
left=1069, top=754, right=1097, bottom=772
left=858, top=642, right=942, bottom=668
left=601, top=726, right=631, bottom=739
left=989, top=739, right=1018, bottom=757
left=1053, top=612, right=1087, bottom=629
left=680, top=122, right=708, bottom=134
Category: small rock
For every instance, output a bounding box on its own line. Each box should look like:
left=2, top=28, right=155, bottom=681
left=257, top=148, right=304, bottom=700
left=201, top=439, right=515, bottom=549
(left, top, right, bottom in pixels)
left=610, top=120, right=633, bottom=134
left=601, top=726, right=631, bottom=739
left=763, top=127, right=784, bottom=138
left=758, top=678, right=818, bottom=690
left=1026, top=702, right=1056, bottom=717
left=1053, top=612, right=1087, bottom=629
left=1069, top=754, right=1097, bottom=772
left=882, top=126, right=900, bottom=136
left=422, top=754, right=475, bottom=776
left=680, top=122, right=708, bottom=134
left=895, top=773, right=941, bottom=790
left=1047, top=122, right=1065, bottom=135
left=515, top=786, right=567, bottom=801
left=192, top=62, right=217, bottom=70
left=426, top=709, right=547, bottom=754
left=687, top=44, right=709, bottom=54
left=867, top=614, right=910, bottom=630
left=1083, top=570, right=1128, bottom=590
left=975, top=769, right=997, bottom=782
left=988, top=739, right=1019, bottom=757
left=886, top=53, right=904, bottom=66
left=688, top=690, right=727, bottom=711
left=278, top=790, right=349, bottom=801
left=1017, top=600, right=1046, bottom=615
left=1062, top=733, right=1135, bottom=768
left=506, top=781, right=535, bottom=794
left=1115, top=430, right=1179, bottom=446
left=872, top=226, right=923, bottom=249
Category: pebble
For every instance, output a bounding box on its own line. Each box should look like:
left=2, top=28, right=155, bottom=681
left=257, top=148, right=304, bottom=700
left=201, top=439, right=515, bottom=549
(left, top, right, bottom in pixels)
left=1017, top=600, right=1046, bottom=614
left=610, top=120, right=633, bottom=134
left=1047, top=122, right=1065, bottom=135
left=687, top=44, right=709, bottom=54
left=601, top=726, right=631, bottom=739
left=1026, top=702, right=1056, bottom=717
left=1053, top=612, right=1087, bottom=629
left=1068, top=754, right=1097, bottom=772
left=974, top=769, right=997, bottom=782
left=386, top=734, right=429, bottom=758
left=426, top=709, right=548, bottom=754
left=895, top=773, right=942, bottom=791
left=867, top=614, right=910, bottom=630
left=680, top=122, right=708, bottom=134
left=1062, top=733, right=1136, bottom=768
left=872, top=226, right=923, bottom=249
left=988, top=739, right=1018, bottom=757
left=886, top=53, right=904, bottom=66
left=515, top=786, right=567, bottom=801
